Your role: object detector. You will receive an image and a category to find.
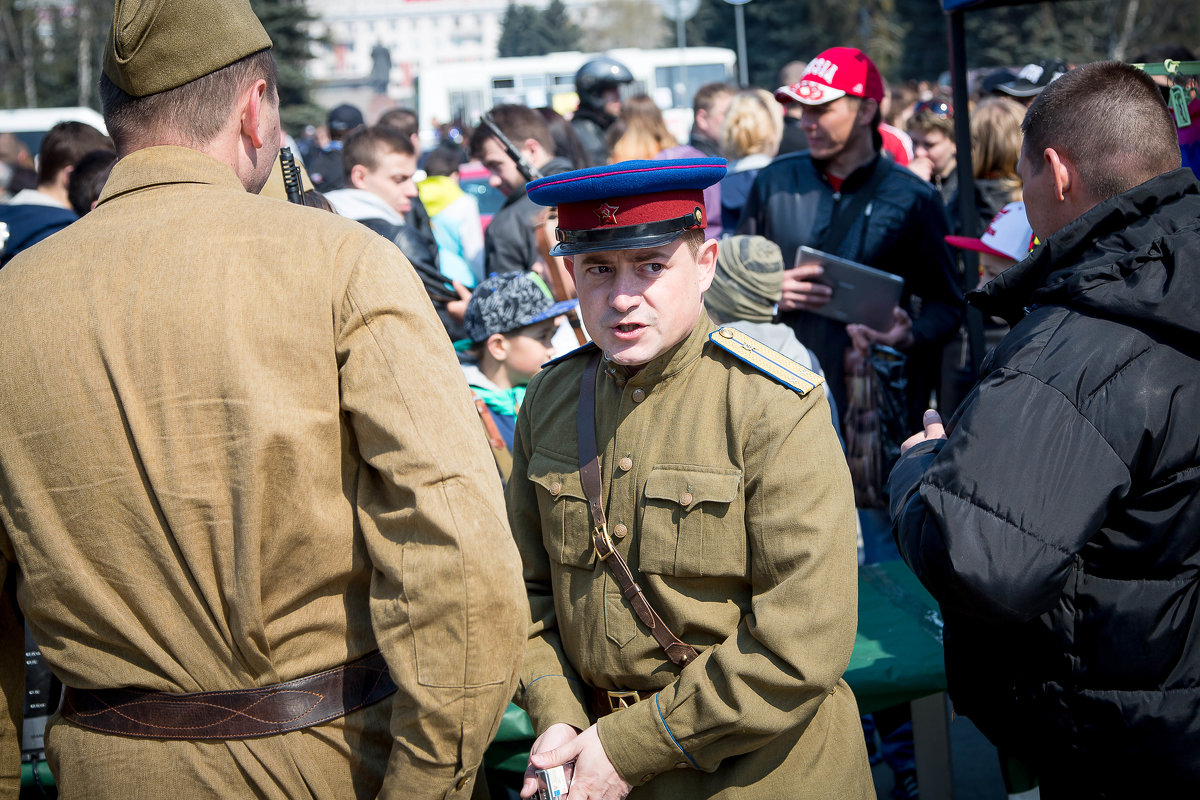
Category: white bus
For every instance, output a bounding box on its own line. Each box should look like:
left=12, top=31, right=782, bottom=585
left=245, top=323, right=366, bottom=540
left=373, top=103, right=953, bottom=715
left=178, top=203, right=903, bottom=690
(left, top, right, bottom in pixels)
left=416, top=46, right=736, bottom=146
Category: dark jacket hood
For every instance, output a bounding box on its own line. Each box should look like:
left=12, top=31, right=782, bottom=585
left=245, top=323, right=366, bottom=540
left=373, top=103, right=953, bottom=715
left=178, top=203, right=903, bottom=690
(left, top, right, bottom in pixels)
left=972, top=168, right=1200, bottom=345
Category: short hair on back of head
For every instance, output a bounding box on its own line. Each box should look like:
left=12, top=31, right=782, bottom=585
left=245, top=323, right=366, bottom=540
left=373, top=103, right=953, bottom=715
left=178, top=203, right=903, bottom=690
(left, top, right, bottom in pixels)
left=423, top=145, right=464, bottom=177
left=1021, top=60, right=1180, bottom=202
left=377, top=107, right=419, bottom=139
left=101, top=48, right=277, bottom=153
left=342, top=125, right=415, bottom=175
left=693, top=82, right=735, bottom=115
left=37, top=121, right=113, bottom=185
left=67, top=148, right=118, bottom=216
left=468, top=104, right=554, bottom=159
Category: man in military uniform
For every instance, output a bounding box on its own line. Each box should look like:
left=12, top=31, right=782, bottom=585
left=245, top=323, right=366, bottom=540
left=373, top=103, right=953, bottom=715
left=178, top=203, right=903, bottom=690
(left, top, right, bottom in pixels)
left=507, top=158, right=872, bottom=799
left=0, top=1, right=525, bottom=798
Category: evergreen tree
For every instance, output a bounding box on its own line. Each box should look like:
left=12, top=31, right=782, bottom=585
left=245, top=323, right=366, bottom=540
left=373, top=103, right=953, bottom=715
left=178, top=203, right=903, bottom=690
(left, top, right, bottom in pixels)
left=498, top=1, right=583, bottom=57
left=541, top=0, right=583, bottom=53
left=251, top=0, right=325, bottom=131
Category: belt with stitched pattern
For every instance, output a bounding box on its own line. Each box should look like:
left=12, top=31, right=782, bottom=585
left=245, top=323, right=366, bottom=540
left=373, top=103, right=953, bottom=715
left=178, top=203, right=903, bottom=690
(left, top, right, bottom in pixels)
left=61, top=650, right=397, bottom=740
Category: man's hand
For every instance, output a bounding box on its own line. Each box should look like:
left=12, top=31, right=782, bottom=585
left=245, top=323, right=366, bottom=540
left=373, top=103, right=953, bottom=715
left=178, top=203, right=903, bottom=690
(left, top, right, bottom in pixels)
left=445, top=280, right=472, bottom=323
left=520, top=723, right=582, bottom=799
left=846, top=306, right=914, bottom=353
left=900, top=409, right=947, bottom=455
left=779, top=262, right=833, bottom=312
left=525, top=724, right=632, bottom=800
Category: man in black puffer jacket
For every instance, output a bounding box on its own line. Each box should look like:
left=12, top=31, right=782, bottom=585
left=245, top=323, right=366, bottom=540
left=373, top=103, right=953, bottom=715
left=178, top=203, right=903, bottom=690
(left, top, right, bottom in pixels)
left=889, top=61, right=1200, bottom=798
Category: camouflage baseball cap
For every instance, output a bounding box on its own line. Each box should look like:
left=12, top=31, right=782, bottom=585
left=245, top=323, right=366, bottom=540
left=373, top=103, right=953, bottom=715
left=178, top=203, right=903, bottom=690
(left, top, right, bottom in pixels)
left=103, top=0, right=272, bottom=98
left=462, top=272, right=577, bottom=346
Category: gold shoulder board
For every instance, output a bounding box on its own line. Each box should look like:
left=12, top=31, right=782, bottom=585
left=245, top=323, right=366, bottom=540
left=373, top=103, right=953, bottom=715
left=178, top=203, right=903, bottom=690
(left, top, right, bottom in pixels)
left=708, top=326, right=824, bottom=396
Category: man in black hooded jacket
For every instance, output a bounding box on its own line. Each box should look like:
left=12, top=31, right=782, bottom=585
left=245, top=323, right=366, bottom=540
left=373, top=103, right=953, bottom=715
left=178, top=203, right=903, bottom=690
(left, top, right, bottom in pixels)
left=889, top=60, right=1200, bottom=797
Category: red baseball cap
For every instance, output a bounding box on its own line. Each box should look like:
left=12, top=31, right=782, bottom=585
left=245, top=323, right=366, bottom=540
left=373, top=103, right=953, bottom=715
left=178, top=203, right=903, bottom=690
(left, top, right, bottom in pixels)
left=775, top=47, right=885, bottom=106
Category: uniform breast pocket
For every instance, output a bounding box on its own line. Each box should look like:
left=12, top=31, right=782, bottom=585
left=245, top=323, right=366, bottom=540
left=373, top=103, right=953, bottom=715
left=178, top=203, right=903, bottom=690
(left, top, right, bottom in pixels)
left=526, top=449, right=595, bottom=569
left=639, top=466, right=745, bottom=578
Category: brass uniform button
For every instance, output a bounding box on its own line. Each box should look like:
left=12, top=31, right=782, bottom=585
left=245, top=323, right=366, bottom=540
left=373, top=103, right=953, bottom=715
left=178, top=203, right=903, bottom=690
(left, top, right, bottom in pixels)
left=456, top=775, right=469, bottom=790
left=719, top=327, right=735, bottom=339
left=642, top=774, right=655, bottom=783
left=680, top=492, right=693, bottom=506
left=676, top=762, right=689, bottom=769
left=632, top=388, right=646, bottom=402
left=549, top=482, right=562, bottom=496
left=613, top=523, right=628, bottom=539
left=618, top=456, right=633, bottom=471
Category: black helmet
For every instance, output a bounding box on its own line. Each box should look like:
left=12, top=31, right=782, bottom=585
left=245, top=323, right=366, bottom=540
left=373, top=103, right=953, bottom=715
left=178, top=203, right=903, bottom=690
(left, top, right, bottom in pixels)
left=575, top=57, right=633, bottom=113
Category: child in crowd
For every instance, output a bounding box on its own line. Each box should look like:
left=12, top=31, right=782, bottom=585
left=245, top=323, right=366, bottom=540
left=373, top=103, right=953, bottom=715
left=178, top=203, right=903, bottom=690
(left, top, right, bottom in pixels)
left=457, top=271, right=577, bottom=480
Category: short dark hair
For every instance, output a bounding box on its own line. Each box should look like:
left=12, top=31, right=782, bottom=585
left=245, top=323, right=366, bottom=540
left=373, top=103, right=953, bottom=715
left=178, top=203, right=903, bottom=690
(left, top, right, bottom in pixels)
left=423, top=145, right=464, bottom=177
left=101, top=48, right=277, bottom=152
left=37, top=122, right=112, bottom=185
left=1022, top=61, right=1180, bottom=202
left=67, top=148, right=117, bottom=216
left=693, top=82, right=735, bottom=116
left=377, top=107, right=419, bottom=139
left=469, top=104, right=554, bottom=159
left=342, top=125, right=414, bottom=174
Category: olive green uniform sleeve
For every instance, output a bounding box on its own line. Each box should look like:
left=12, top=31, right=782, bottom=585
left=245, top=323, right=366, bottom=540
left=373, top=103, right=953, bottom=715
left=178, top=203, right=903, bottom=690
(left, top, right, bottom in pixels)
left=597, top=388, right=858, bottom=781
left=335, top=237, right=528, bottom=799
left=506, top=375, right=592, bottom=736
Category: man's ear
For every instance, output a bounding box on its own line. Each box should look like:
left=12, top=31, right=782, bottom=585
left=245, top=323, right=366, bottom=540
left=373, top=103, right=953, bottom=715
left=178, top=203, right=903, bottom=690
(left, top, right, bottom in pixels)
left=696, top=237, right=719, bottom=293
left=239, top=78, right=269, bottom=148
left=349, top=163, right=369, bottom=190
left=522, top=138, right=544, bottom=165
left=1044, top=147, right=1073, bottom=202
left=56, top=165, right=74, bottom=191
left=857, top=97, right=880, bottom=127
left=564, top=256, right=576, bottom=283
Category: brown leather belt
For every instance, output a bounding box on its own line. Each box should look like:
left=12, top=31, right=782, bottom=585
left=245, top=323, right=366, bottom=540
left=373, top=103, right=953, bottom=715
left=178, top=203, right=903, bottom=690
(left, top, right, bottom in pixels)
left=61, top=650, right=397, bottom=740
left=588, top=686, right=657, bottom=719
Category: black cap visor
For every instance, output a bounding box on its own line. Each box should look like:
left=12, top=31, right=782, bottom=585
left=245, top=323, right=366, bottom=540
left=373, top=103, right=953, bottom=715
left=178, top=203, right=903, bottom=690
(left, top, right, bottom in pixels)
left=550, top=210, right=703, bottom=257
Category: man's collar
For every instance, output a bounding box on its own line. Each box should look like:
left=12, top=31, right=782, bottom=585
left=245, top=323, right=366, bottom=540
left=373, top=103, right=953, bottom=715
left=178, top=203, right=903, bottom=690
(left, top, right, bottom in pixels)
left=95, top=146, right=245, bottom=208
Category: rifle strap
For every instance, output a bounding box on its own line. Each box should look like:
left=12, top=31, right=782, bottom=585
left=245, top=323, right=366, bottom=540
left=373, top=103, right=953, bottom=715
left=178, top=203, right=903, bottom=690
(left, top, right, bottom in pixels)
left=577, top=352, right=699, bottom=668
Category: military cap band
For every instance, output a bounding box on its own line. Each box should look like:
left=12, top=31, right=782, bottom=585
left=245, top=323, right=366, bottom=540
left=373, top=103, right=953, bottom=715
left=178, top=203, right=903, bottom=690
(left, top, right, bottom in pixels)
left=551, top=211, right=703, bottom=256
left=528, top=157, right=725, bottom=256
left=104, top=0, right=273, bottom=98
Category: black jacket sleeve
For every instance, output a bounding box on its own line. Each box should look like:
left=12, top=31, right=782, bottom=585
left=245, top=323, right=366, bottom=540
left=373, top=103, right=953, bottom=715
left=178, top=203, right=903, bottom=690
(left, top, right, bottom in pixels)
left=888, top=367, right=1131, bottom=624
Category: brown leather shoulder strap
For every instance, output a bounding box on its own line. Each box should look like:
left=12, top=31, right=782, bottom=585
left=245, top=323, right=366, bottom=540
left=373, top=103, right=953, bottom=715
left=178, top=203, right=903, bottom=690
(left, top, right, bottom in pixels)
left=577, top=352, right=699, bottom=668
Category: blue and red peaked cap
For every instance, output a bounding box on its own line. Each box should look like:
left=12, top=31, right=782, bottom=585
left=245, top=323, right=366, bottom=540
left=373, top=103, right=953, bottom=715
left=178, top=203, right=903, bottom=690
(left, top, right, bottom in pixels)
left=526, top=158, right=726, bottom=256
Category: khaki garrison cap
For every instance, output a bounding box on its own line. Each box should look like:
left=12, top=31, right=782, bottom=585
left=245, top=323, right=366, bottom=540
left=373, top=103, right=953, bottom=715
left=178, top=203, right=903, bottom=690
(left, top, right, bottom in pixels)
left=103, top=0, right=272, bottom=97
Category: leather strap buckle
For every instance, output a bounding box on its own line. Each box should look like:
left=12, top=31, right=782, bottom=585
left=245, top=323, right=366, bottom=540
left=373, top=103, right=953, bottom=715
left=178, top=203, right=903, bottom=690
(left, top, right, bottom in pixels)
left=594, top=523, right=614, bottom=560
left=606, top=690, right=645, bottom=712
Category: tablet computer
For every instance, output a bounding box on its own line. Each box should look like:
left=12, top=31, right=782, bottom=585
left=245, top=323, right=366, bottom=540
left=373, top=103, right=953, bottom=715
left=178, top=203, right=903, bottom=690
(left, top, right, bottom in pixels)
left=796, top=246, right=905, bottom=331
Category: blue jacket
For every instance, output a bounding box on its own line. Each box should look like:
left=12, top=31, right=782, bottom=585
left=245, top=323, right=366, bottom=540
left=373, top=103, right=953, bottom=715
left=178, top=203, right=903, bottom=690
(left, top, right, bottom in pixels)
left=0, top=201, right=77, bottom=266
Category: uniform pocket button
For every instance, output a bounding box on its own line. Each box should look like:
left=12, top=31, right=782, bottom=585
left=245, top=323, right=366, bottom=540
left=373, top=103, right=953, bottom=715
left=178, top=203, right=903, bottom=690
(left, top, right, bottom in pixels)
left=549, top=482, right=562, bottom=496
left=679, top=492, right=693, bottom=506
left=613, top=523, right=628, bottom=539
left=618, top=457, right=633, bottom=471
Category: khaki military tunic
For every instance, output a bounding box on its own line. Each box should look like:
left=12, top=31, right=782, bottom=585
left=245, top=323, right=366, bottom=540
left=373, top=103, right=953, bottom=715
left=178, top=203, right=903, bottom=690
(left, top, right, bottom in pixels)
left=507, top=312, right=872, bottom=798
left=0, top=147, right=526, bottom=800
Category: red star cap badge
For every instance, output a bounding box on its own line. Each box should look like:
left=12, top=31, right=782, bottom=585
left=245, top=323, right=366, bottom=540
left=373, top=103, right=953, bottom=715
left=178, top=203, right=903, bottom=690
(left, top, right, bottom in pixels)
left=595, top=202, right=619, bottom=225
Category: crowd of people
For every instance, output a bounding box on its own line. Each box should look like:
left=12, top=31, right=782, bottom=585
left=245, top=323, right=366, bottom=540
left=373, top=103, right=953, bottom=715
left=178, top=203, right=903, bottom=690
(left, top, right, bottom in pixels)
left=1, top=1, right=1198, bottom=799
